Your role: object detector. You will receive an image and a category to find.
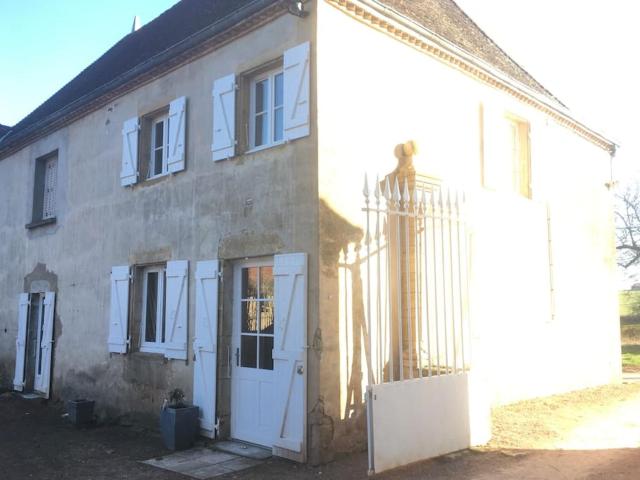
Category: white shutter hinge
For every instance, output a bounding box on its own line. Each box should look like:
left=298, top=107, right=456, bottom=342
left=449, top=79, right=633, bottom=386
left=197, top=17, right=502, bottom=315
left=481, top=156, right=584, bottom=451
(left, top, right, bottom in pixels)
left=126, top=336, right=131, bottom=346
left=214, top=417, right=220, bottom=436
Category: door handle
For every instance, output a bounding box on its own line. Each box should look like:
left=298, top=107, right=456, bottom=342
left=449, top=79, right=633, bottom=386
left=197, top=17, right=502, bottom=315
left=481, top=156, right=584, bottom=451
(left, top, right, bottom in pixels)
left=235, top=347, right=239, bottom=367
left=297, top=365, right=304, bottom=375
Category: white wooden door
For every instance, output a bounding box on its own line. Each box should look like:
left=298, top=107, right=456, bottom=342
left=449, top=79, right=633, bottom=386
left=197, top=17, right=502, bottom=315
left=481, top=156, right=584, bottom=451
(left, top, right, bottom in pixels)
left=13, top=293, right=30, bottom=392
left=231, top=259, right=276, bottom=447
left=272, top=253, right=307, bottom=460
left=34, top=292, right=55, bottom=398
left=193, top=260, right=220, bottom=438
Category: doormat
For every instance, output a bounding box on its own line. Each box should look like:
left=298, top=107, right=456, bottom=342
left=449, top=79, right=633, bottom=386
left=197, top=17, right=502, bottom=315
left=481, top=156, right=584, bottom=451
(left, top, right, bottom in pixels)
left=214, top=440, right=272, bottom=460
left=142, top=447, right=262, bottom=479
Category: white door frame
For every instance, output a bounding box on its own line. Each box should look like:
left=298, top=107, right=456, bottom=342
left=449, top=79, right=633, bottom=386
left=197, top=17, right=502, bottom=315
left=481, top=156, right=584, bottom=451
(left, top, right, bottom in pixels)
left=230, top=257, right=276, bottom=447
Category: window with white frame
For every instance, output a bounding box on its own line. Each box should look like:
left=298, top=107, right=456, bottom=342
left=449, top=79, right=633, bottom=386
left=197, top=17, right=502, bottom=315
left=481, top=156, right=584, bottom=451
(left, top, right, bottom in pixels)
left=120, top=96, right=186, bottom=187
left=249, top=69, right=284, bottom=150
left=211, top=41, right=310, bottom=162
left=148, top=113, right=170, bottom=178
left=140, top=265, right=166, bottom=353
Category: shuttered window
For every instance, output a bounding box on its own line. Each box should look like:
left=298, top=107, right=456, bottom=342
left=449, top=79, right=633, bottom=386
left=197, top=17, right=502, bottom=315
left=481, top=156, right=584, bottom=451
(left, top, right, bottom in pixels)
left=121, top=96, right=187, bottom=186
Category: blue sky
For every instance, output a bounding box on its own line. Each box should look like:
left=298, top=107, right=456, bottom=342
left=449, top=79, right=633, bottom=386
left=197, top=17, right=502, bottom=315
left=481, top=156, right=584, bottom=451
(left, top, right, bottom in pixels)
left=0, top=0, right=178, bottom=126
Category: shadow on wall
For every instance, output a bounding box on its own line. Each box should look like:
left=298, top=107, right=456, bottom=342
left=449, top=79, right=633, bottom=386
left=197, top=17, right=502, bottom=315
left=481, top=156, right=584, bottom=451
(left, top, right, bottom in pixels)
left=317, top=198, right=367, bottom=459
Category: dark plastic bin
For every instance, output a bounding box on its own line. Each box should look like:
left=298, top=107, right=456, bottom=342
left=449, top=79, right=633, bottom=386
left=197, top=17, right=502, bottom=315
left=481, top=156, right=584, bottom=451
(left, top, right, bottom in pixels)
left=67, top=399, right=95, bottom=426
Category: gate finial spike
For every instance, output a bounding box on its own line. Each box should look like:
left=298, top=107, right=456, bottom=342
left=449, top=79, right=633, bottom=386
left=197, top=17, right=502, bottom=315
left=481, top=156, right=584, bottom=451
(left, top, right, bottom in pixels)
left=438, top=188, right=444, bottom=208
left=374, top=175, right=381, bottom=200
left=446, top=189, right=452, bottom=211
left=393, top=177, right=401, bottom=204
left=363, top=173, right=370, bottom=199
left=402, top=179, right=410, bottom=205
left=384, top=177, right=392, bottom=201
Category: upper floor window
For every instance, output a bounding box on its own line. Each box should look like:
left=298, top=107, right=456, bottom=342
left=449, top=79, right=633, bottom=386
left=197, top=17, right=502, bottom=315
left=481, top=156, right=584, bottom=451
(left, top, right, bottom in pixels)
left=27, top=151, right=58, bottom=228
left=211, top=41, right=310, bottom=161
left=506, top=116, right=530, bottom=198
left=148, top=112, right=170, bottom=178
left=249, top=69, right=284, bottom=150
left=482, top=113, right=531, bottom=198
left=120, top=96, right=186, bottom=187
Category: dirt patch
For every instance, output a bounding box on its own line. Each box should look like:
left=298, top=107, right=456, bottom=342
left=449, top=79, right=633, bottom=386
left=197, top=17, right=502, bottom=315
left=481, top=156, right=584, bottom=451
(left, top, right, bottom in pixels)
left=3, top=383, right=640, bottom=479
left=487, top=383, right=640, bottom=450
left=0, top=393, right=182, bottom=480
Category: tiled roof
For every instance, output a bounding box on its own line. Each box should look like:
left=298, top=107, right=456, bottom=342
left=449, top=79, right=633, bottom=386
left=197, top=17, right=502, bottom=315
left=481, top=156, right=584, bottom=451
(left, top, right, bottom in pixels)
left=378, top=0, right=558, bottom=102
left=2, top=0, right=563, bottom=155
left=0, top=124, right=10, bottom=139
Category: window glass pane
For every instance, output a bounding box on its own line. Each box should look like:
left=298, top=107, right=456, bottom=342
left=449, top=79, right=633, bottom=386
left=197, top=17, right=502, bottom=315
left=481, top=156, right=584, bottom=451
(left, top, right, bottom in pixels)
left=242, top=301, right=258, bottom=333
left=154, top=121, right=164, bottom=149
left=259, top=301, right=274, bottom=334
left=259, top=267, right=273, bottom=299
left=274, top=73, right=283, bottom=107
left=161, top=274, right=166, bottom=343
left=37, top=301, right=45, bottom=375
left=241, top=335, right=257, bottom=368
left=145, top=272, right=158, bottom=342
left=153, top=148, right=163, bottom=176
left=259, top=336, right=274, bottom=370
left=255, top=79, right=267, bottom=113
left=274, top=108, right=283, bottom=143
left=242, top=268, right=258, bottom=299
left=255, top=114, right=265, bottom=147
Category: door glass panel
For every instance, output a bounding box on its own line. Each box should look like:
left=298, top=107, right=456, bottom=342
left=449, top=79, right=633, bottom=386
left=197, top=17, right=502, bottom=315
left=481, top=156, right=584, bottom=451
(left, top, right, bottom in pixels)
left=242, top=301, right=258, bottom=333
left=259, top=302, right=274, bottom=334
left=242, top=267, right=258, bottom=299
left=241, top=335, right=257, bottom=368
left=259, top=267, right=273, bottom=299
left=145, top=272, right=158, bottom=342
left=259, top=336, right=274, bottom=370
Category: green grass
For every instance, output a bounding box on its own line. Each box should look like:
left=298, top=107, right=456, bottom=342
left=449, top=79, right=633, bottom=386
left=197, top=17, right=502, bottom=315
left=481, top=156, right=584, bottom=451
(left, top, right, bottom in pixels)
left=622, top=345, right=640, bottom=369
left=619, top=290, right=640, bottom=322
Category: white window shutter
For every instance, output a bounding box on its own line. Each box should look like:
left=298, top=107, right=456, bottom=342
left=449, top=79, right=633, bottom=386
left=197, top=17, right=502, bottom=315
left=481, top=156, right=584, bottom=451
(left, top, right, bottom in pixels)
left=211, top=74, right=236, bottom=161
left=33, top=292, right=55, bottom=399
left=273, top=253, right=307, bottom=459
left=168, top=96, right=187, bottom=174
left=121, top=117, right=139, bottom=186
left=13, top=293, right=30, bottom=392
left=193, top=260, right=220, bottom=438
left=109, top=266, right=130, bottom=353
left=283, top=42, right=310, bottom=142
left=165, top=260, right=189, bottom=360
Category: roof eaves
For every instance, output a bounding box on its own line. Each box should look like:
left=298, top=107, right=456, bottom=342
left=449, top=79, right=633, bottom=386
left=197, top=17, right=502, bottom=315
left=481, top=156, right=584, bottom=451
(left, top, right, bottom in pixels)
left=332, top=0, right=616, bottom=153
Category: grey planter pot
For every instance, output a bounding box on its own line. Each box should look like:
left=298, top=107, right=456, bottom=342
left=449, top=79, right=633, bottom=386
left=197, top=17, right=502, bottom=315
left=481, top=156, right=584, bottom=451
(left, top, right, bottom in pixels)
left=66, top=399, right=95, bottom=426
left=160, top=405, right=199, bottom=450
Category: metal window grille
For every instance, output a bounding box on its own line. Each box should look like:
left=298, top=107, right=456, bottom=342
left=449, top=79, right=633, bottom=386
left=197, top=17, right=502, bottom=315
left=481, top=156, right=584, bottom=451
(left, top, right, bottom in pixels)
left=42, top=156, right=57, bottom=219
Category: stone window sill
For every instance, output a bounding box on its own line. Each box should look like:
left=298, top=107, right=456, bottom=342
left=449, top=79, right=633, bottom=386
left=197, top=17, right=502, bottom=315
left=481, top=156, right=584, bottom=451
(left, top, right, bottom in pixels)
left=25, top=217, right=56, bottom=230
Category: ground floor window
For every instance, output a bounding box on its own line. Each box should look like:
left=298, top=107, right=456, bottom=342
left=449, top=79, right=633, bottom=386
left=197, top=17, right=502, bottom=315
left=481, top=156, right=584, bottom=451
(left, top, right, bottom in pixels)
left=140, top=265, right=166, bottom=353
